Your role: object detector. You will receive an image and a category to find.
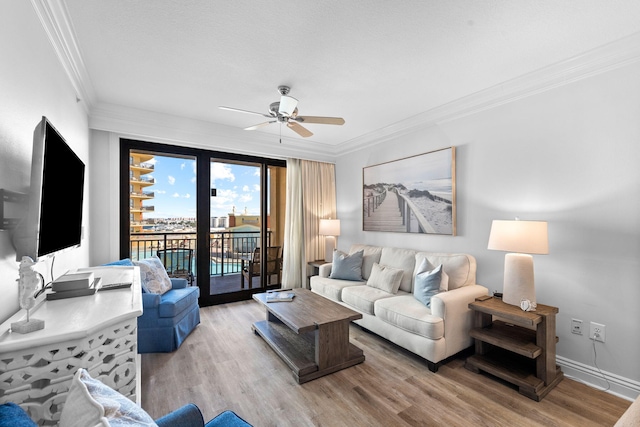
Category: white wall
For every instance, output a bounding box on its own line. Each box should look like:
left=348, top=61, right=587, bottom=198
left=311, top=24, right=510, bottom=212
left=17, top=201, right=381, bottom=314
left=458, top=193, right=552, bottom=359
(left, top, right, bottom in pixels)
left=336, top=61, right=640, bottom=397
left=0, top=2, right=89, bottom=323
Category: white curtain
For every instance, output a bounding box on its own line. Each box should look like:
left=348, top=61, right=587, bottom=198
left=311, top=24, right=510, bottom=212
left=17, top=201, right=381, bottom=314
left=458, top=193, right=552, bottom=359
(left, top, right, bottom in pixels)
left=282, top=159, right=336, bottom=288
left=282, top=159, right=305, bottom=288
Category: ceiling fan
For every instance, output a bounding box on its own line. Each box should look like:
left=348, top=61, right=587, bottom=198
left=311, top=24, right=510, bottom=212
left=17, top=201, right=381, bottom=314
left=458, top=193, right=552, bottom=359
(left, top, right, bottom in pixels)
left=219, top=86, right=345, bottom=138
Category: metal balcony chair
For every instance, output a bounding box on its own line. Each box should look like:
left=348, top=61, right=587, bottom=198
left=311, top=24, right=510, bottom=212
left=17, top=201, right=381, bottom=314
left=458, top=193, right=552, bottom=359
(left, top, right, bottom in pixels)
left=157, top=248, right=194, bottom=285
left=241, top=246, right=281, bottom=288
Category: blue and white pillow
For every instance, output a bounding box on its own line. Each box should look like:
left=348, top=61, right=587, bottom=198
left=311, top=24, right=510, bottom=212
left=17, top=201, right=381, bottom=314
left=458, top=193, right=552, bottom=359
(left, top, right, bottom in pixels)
left=413, top=258, right=449, bottom=307
left=59, top=368, right=156, bottom=427
left=133, top=256, right=172, bottom=295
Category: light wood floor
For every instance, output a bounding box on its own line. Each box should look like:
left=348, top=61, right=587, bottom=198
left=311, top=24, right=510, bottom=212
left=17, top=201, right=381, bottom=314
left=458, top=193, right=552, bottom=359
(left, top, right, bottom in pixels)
left=141, top=300, right=631, bottom=427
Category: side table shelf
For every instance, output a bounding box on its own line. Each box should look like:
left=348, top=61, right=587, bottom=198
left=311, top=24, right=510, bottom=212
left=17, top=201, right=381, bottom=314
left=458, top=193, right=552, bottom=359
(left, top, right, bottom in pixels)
left=465, top=296, right=563, bottom=401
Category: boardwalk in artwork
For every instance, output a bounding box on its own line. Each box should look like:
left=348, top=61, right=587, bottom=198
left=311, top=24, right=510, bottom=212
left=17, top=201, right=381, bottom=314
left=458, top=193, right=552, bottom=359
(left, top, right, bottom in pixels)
left=363, top=191, right=406, bottom=232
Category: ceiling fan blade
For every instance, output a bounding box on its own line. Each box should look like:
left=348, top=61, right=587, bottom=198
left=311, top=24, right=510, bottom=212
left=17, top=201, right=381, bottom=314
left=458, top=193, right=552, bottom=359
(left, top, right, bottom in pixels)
left=244, top=121, right=276, bottom=131
left=294, top=116, right=345, bottom=125
left=278, top=95, right=298, bottom=116
left=287, top=122, right=313, bottom=138
left=219, top=106, right=273, bottom=118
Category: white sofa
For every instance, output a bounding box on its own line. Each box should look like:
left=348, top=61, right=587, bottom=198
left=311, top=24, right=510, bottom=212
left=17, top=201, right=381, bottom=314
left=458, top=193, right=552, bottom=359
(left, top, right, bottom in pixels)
left=310, top=244, right=488, bottom=372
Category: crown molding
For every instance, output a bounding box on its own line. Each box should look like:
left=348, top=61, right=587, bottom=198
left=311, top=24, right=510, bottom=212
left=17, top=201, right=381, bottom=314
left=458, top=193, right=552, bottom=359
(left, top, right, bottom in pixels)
left=31, top=0, right=96, bottom=111
left=36, top=1, right=640, bottom=160
left=335, top=31, right=640, bottom=157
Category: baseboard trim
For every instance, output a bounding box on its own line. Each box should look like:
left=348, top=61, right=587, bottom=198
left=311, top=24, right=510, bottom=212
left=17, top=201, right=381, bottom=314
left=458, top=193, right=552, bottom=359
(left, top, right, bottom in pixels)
left=557, top=356, right=640, bottom=401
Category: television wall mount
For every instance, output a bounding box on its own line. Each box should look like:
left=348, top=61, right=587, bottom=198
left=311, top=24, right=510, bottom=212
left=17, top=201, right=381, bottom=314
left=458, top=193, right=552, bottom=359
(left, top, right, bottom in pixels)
left=0, top=189, right=28, bottom=230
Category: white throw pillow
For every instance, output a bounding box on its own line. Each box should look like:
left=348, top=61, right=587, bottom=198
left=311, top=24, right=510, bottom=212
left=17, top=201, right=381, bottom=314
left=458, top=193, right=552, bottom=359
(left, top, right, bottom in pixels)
left=133, top=256, right=172, bottom=295
left=366, top=263, right=404, bottom=294
left=59, top=369, right=157, bottom=427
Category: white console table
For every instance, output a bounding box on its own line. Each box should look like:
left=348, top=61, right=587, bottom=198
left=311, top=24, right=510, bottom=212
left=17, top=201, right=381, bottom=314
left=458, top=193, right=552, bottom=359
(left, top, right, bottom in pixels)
left=0, top=266, right=143, bottom=425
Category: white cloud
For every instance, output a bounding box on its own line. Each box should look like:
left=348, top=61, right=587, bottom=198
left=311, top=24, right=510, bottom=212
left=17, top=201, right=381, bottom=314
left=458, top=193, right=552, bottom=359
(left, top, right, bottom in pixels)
left=172, top=192, right=180, bottom=198
left=239, top=193, right=252, bottom=203
left=180, top=162, right=186, bottom=170
left=242, top=185, right=249, bottom=192
left=253, top=184, right=260, bottom=192
left=184, top=193, right=191, bottom=199
left=211, top=163, right=235, bottom=185
left=168, top=175, right=176, bottom=185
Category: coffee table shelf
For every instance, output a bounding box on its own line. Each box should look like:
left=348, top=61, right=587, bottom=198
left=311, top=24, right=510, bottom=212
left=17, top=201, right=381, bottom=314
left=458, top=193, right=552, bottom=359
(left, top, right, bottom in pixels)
left=252, top=288, right=364, bottom=384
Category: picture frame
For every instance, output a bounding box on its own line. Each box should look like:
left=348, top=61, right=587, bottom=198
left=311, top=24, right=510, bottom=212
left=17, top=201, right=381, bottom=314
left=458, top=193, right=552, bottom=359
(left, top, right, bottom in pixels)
left=363, top=147, right=456, bottom=235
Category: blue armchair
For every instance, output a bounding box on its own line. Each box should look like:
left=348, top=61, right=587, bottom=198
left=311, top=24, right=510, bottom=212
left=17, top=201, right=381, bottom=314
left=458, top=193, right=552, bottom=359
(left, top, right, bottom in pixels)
left=104, top=258, right=200, bottom=353
left=1, top=402, right=252, bottom=427
left=156, top=404, right=252, bottom=427
left=138, top=277, right=201, bottom=353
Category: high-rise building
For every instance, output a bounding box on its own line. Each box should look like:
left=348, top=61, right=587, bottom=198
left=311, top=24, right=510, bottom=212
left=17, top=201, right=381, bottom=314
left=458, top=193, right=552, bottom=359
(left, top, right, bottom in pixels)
left=129, top=152, right=155, bottom=233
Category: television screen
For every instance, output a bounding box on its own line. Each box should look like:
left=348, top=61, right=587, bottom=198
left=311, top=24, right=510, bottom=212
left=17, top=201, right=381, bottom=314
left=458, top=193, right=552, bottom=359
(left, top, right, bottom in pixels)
left=14, top=117, right=85, bottom=260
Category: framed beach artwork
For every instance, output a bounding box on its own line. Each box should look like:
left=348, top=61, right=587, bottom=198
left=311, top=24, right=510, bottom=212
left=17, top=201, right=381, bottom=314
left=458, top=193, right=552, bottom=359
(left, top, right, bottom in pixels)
left=362, top=147, right=456, bottom=235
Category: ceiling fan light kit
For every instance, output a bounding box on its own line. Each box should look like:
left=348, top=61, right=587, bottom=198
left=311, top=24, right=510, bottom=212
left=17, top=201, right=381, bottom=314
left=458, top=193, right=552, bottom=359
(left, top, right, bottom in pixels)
left=219, top=86, right=345, bottom=138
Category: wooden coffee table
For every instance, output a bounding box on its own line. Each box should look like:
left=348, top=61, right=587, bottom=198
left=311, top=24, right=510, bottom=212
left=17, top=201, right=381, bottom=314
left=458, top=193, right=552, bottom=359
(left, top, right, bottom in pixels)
left=252, top=288, right=365, bottom=384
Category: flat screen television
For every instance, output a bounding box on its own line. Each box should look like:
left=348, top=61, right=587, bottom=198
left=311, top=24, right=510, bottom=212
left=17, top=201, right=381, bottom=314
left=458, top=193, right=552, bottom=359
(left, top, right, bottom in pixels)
left=13, top=116, right=85, bottom=261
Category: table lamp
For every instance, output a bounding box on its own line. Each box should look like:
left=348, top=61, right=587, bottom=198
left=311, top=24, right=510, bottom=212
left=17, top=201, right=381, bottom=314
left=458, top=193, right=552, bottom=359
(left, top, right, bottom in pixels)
left=488, top=219, right=548, bottom=306
left=319, top=219, right=341, bottom=262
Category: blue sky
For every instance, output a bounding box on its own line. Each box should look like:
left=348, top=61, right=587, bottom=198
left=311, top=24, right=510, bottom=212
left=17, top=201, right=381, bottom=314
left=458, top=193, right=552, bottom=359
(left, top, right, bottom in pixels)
left=144, top=155, right=261, bottom=218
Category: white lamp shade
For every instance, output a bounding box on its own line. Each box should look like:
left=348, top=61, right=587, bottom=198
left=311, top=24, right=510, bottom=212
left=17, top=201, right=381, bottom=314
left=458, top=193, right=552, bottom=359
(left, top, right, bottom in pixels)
left=319, top=219, right=341, bottom=236
left=488, top=220, right=548, bottom=255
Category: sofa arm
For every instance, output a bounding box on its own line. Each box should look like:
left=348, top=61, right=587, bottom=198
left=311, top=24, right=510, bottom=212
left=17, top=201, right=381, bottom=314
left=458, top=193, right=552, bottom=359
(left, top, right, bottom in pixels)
left=318, top=263, right=332, bottom=278
left=171, top=278, right=188, bottom=289
left=431, top=284, right=489, bottom=356
left=142, top=292, right=161, bottom=309
left=155, top=403, right=204, bottom=427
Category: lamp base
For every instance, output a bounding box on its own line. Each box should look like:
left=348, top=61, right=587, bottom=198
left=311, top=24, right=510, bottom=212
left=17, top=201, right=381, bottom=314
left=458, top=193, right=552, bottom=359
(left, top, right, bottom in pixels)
left=502, top=253, right=536, bottom=306
left=325, top=236, right=337, bottom=262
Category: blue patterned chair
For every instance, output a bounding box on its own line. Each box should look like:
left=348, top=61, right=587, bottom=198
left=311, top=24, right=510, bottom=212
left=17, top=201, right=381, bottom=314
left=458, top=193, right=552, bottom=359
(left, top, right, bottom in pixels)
left=106, top=258, right=200, bottom=353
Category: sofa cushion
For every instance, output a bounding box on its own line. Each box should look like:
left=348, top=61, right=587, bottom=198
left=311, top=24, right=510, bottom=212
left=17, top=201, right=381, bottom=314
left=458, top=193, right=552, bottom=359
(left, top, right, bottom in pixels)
left=329, top=250, right=364, bottom=281
left=134, top=256, right=172, bottom=295
left=59, top=368, right=156, bottom=427
left=374, top=295, right=445, bottom=340
left=342, top=285, right=396, bottom=315
left=366, top=263, right=404, bottom=294
left=379, top=247, right=417, bottom=292
left=413, top=262, right=449, bottom=308
left=413, top=252, right=476, bottom=290
left=348, top=244, right=382, bottom=280
left=310, top=276, right=365, bottom=302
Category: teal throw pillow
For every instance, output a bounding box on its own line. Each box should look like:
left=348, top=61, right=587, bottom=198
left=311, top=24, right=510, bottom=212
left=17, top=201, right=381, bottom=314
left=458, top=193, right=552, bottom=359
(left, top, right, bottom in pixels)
left=329, top=250, right=364, bottom=281
left=413, top=263, right=449, bottom=308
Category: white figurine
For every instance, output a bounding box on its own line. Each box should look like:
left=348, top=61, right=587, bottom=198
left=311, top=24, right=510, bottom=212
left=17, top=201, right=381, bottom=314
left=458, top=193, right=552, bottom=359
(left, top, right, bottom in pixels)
left=18, top=256, right=40, bottom=311
left=11, top=256, right=45, bottom=334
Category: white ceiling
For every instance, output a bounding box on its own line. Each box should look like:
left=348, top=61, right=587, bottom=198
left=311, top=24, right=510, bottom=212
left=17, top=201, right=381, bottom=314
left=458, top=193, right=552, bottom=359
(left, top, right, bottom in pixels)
left=61, top=0, right=640, bottom=148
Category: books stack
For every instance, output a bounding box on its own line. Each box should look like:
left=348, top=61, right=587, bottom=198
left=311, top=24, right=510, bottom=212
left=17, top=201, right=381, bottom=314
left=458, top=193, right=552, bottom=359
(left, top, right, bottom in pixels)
left=46, top=272, right=99, bottom=301
left=266, top=290, right=295, bottom=302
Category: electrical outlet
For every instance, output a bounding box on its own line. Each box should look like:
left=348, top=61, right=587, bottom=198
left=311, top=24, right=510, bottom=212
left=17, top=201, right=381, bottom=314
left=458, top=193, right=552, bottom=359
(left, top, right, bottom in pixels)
left=571, top=318, right=583, bottom=335
left=590, top=322, right=606, bottom=342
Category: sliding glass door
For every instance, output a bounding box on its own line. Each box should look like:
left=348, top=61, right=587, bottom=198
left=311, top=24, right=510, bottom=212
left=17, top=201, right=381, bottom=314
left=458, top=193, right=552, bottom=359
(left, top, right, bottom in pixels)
left=120, top=139, right=285, bottom=306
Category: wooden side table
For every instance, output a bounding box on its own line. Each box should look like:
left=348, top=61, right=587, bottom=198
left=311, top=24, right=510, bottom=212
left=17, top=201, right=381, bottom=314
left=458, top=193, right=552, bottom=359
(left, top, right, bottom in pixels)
left=465, top=296, right=563, bottom=401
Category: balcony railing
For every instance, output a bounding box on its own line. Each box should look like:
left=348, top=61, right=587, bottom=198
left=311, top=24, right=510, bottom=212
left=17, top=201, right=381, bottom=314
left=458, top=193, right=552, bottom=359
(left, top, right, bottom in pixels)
left=129, top=230, right=272, bottom=277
